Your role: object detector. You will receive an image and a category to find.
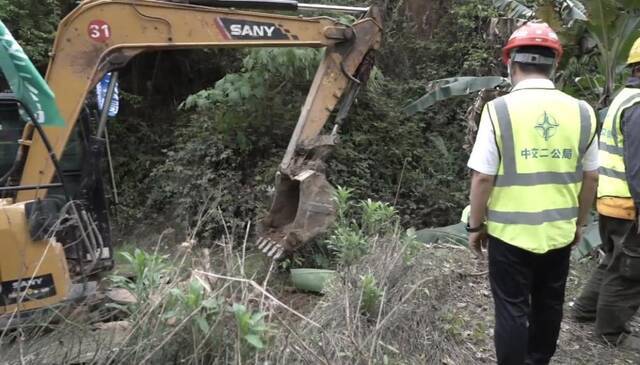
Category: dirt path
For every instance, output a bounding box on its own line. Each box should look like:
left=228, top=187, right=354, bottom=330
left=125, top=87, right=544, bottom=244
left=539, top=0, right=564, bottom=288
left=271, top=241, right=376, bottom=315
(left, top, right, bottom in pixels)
left=441, top=258, right=640, bottom=364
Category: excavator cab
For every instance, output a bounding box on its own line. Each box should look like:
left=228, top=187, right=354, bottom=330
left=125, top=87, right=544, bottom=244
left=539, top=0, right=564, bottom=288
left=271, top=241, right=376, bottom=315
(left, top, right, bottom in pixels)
left=0, top=93, right=113, bottom=269
left=0, top=95, right=23, bottom=179
left=0, top=94, right=110, bottom=324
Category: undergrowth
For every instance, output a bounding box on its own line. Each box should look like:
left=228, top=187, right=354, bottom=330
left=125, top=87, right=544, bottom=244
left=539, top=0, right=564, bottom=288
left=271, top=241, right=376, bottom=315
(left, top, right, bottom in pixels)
left=3, top=196, right=640, bottom=364
left=0, top=193, right=458, bottom=364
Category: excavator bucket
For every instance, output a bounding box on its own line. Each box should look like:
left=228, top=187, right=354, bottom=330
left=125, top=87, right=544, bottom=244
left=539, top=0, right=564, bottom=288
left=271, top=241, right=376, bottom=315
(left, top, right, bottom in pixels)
left=258, top=170, right=336, bottom=259
left=255, top=7, right=382, bottom=258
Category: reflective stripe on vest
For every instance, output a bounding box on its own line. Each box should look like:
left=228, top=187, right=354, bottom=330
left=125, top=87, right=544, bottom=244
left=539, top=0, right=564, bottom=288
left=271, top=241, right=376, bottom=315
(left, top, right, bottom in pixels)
left=598, top=88, right=640, bottom=199
left=488, top=207, right=579, bottom=225
left=486, top=91, right=595, bottom=253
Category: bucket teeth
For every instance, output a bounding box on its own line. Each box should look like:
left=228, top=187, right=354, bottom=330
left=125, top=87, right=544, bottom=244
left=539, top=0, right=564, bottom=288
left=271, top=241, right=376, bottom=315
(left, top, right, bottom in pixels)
left=258, top=238, right=273, bottom=253
left=273, top=248, right=284, bottom=260
left=263, top=241, right=274, bottom=253
left=256, top=237, right=285, bottom=259
left=257, top=238, right=269, bottom=250
left=267, top=244, right=281, bottom=257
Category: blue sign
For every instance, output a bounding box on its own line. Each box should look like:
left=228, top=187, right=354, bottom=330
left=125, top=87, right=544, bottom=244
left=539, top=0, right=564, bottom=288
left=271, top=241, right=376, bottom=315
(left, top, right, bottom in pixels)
left=96, top=72, right=119, bottom=117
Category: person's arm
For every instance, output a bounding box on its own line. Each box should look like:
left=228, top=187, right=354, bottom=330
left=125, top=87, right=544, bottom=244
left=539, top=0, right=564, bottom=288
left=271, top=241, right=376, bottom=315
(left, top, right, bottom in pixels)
left=466, top=104, right=499, bottom=257
left=469, top=172, right=494, bottom=228
left=469, top=171, right=495, bottom=257
left=574, top=106, right=599, bottom=245
left=577, top=170, right=598, bottom=227
left=622, top=105, right=640, bottom=223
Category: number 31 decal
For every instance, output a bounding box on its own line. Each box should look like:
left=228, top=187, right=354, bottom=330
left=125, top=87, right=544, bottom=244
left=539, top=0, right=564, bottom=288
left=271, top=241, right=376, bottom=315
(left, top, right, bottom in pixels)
left=88, top=20, right=111, bottom=43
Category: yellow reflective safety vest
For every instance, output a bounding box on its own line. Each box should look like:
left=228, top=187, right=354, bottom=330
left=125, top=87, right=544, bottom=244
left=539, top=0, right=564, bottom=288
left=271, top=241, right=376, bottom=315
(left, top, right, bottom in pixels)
left=485, top=87, right=596, bottom=253
left=597, top=88, right=640, bottom=221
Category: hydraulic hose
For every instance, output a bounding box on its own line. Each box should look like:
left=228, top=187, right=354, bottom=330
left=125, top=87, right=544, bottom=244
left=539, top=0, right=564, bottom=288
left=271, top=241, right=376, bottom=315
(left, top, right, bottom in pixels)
left=183, top=0, right=369, bottom=13
left=186, top=0, right=298, bottom=11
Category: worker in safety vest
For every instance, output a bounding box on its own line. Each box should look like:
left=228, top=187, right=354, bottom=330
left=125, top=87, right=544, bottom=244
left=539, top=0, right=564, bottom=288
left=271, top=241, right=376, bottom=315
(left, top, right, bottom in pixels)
left=572, top=37, right=640, bottom=350
left=467, top=23, right=599, bottom=364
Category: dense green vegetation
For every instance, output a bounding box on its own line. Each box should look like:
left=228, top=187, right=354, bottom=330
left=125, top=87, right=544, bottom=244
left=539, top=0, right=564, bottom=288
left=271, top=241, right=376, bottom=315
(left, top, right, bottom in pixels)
left=0, top=0, right=61, bottom=65
left=110, top=0, right=498, bottom=240
left=0, top=0, right=496, bottom=241
left=2, top=0, right=637, bottom=244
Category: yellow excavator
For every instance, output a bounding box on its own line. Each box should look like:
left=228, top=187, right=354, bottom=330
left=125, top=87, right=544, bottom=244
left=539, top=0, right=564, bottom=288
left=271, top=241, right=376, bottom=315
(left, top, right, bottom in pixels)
left=0, top=0, right=382, bottom=326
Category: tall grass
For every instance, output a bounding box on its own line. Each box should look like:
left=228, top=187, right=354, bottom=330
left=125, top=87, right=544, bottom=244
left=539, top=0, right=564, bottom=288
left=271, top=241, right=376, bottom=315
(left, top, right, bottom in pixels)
left=2, top=197, right=484, bottom=365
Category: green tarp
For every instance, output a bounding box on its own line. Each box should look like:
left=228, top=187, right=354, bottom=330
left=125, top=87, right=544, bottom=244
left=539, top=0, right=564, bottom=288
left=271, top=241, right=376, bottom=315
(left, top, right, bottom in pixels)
left=0, top=21, right=64, bottom=126
left=416, top=216, right=602, bottom=260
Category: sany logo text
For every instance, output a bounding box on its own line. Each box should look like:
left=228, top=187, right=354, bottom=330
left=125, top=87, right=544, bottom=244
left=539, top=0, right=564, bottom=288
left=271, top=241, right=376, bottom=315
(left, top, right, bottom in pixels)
left=229, top=24, right=276, bottom=38
left=11, top=278, right=44, bottom=290
left=217, top=18, right=291, bottom=40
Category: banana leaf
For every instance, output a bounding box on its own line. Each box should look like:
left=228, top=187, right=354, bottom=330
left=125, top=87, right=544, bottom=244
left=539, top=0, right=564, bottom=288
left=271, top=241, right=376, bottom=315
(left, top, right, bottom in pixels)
left=585, top=0, right=640, bottom=104
left=616, top=0, right=640, bottom=9
left=416, top=220, right=601, bottom=261
left=493, top=0, right=535, bottom=19
left=404, top=76, right=509, bottom=116
left=416, top=224, right=468, bottom=246
left=0, top=21, right=64, bottom=126
left=560, top=0, right=588, bottom=25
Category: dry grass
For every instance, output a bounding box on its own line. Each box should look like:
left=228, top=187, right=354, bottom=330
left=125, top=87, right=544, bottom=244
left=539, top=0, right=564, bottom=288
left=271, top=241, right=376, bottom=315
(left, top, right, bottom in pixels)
left=272, top=237, right=495, bottom=364
left=2, top=224, right=639, bottom=364
left=1, top=217, right=283, bottom=365
left=270, top=238, right=640, bottom=365
left=556, top=260, right=640, bottom=365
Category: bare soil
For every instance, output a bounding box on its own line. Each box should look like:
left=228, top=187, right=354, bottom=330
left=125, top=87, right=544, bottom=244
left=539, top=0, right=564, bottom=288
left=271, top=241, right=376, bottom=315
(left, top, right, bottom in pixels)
left=418, top=250, right=640, bottom=364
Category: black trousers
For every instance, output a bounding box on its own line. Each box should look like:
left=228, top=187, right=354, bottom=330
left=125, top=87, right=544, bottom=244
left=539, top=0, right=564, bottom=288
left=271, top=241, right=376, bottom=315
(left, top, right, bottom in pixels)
left=489, top=236, right=572, bottom=365
left=573, top=214, right=640, bottom=344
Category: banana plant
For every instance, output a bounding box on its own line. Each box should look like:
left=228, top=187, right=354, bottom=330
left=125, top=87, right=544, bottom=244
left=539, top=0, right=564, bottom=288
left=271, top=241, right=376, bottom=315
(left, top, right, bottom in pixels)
left=492, top=0, right=587, bottom=25
left=492, top=0, right=640, bottom=105
left=585, top=0, right=640, bottom=105
left=407, top=0, right=639, bottom=116
left=405, top=1, right=588, bottom=116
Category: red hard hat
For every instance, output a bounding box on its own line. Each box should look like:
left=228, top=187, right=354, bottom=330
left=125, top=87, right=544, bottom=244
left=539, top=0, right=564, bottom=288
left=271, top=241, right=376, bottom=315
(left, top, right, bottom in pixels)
left=502, top=23, right=563, bottom=65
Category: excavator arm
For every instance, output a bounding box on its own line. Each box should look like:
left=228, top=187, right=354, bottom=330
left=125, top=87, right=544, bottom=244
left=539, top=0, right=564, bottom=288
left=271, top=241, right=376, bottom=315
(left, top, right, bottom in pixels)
left=16, top=0, right=381, bottom=258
